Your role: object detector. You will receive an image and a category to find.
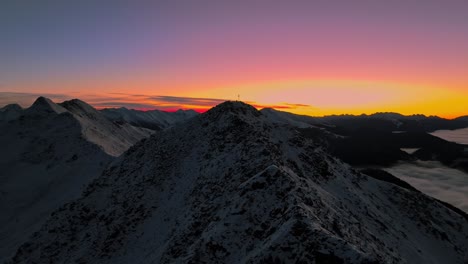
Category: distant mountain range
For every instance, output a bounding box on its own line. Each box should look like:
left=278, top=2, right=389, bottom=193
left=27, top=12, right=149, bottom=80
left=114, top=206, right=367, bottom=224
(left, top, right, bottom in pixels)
left=100, top=107, right=198, bottom=130
left=262, top=108, right=468, bottom=133
left=263, top=108, right=468, bottom=172
left=1, top=98, right=468, bottom=263
left=4, top=100, right=468, bottom=133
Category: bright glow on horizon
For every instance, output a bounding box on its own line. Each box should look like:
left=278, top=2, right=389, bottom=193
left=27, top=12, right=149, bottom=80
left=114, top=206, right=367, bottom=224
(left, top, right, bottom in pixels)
left=0, top=81, right=468, bottom=118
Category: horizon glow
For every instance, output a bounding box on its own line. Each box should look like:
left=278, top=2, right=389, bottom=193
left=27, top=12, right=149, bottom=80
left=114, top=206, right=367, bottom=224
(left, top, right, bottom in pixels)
left=1, top=1, right=468, bottom=118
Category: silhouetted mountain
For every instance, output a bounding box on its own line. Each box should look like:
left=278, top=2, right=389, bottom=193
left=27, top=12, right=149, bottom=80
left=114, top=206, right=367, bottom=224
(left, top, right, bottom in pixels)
left=261, top=108, right=468, bottom=134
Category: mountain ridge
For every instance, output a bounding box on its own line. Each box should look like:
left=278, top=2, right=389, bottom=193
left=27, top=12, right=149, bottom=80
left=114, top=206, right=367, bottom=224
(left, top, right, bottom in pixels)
left=59, top=98, right=152, bottom=156
left=9, top=101, right=468, bottom=263
left=0, top=97, right=152, bottom=262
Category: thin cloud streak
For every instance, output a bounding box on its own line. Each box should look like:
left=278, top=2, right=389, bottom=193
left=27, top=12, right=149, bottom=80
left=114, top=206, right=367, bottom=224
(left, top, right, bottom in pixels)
left=0, top=92, right=73, bottom=107
left=284, top=103, right=312, bottom=107
left=0, top=92, right=316, bottom=112
left=90, top=102, right=160, bottom=110
left=147, top=96, right=226, bottom=107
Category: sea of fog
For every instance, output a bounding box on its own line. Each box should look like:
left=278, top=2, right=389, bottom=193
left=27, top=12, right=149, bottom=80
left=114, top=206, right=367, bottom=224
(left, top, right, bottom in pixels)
left=431, top=128, right=468, bottom=145
left=385, top=160, right=468, bottom=213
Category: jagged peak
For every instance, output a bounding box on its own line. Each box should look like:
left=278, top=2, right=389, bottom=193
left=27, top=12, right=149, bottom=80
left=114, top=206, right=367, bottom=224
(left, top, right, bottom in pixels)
left=60, top=98, right=97, bottom=115
left=27, top=97, right=67, bottom=115
left=61, top=98, right=87, bottom=106
left=31, top=96, right=49, bottom=106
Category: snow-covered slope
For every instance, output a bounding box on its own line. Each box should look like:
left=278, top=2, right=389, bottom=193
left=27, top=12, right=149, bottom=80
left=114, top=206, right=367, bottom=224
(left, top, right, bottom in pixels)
left=10, top=101, right=468, bottom=264
left=24, top=96, right=68, bottom=115
left=0, top=97, right=151, bottom=262
left=60, top=99, right=153, bottom=156
left=0, top=99, right=113, bottom=262
left=101, top=107, right=198, bottom=130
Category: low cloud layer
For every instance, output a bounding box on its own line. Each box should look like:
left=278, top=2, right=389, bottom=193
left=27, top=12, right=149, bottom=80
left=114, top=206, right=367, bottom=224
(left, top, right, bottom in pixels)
left=385, top=160, right=468, bottom=213
left=431, top=128, right=468, bottom=145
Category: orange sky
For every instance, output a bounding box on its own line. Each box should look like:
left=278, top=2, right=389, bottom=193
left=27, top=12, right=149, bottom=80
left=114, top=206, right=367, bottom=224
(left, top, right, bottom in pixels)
left=1, top=1, right=468, bottom=118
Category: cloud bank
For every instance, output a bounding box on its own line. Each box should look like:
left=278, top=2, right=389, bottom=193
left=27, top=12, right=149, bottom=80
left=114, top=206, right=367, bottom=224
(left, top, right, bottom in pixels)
left=431, top=128, right=468, bottom=145
left=385, top=160, right=468, bottom=213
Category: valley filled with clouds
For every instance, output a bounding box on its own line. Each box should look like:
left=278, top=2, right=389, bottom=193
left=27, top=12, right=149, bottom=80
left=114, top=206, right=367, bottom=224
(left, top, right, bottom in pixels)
left=431, top=128, right=468, bottom=145
left=385, top=160, right=468, bottom=213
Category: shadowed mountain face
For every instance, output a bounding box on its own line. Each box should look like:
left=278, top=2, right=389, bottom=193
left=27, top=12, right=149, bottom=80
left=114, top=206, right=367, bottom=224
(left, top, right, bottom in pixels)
left=10, top=101, right=468, bottom=264
left=0, top=97, right=152, bottom=262
left=0, top=98, right=112, bottom=262
left=319, top=114, right=468, bottom=134
left=0, top=104, right=23, bottom=121
left=326, top=129, right=467, bottom=169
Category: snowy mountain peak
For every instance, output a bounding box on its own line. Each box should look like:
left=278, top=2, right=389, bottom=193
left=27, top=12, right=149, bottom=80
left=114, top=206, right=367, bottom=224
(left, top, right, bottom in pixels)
left=60, top=99, right=100, bottom=117
left=0, top=103, right=22, bottom=112
left=211, top=100, right=258, bottom=113
left=57, top=99, right=152, bottom=157
left=27, top=96, right=67, bottom=115
left=61, top=98, right=93, bottom=109
left=204, top=101, right=261, bottom=122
